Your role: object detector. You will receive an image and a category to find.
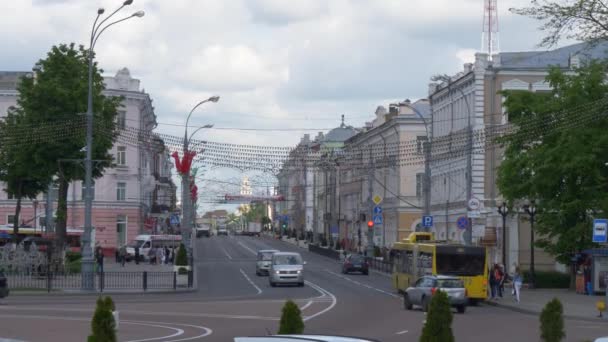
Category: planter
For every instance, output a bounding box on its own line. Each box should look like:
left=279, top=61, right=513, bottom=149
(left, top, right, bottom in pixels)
left=112, top=311, right=119, bottom=330
left=174, top=265, right=191, bottom=273
left=177, top=273, right=189, bottom=287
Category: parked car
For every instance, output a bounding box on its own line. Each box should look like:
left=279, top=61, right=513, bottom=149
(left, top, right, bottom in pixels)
left=256, top=249, right=279, bottom=276
left=269, top=252, right=306, bottom=287
left=0, top=270, right=9, bottom=299
left=196, top=227, right=211, bottom=238
left=403, top=275, right=467, bottom=313
left=342, top=254, right=369, bottom=275
left=217, top=228, right=228, bottom=236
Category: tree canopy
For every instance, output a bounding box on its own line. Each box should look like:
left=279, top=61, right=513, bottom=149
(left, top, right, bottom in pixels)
left=512, top=0, right=608, bottom=47
left=497, top=61, right=608, bottom=264
left=11, top=43, right=122, bottom=246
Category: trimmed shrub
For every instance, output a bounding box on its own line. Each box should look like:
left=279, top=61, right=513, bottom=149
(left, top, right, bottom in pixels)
left=175, top=243, right=188, bottom=267
left=278, top=300, right=304, bottom=334
left=540, top=298, right=565, bottom=342
left=419, top=290, right=454, bottom=342
left=88, top=296, right=116, bottom=342
left=65, top=259, right=81, bottom=274
left=65, top=251, right=82, bottom=263
left=523, top=271, right=570, bottom=288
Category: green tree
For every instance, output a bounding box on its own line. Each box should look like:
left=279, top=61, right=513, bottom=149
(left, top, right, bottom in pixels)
left=540, top=298, right=565, bottom=342
left=88, top=296, right=116, bottom=342
left=0, top=110, right=49, bottom=241
left=511, top=0, right=608, bottom=47
left=498, top=61, right=608, bottom=268
left=419, top=291, right=454, bottom=342
left=13, top=43, right=122, bottom=248
left=278, top=300, right=304, bottom=335
left=175, top=243, right=188, bottom=267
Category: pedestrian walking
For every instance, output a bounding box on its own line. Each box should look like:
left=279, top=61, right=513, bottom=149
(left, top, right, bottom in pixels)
left=512, top=266, right=522, bottom=303
left=157, top=247, right=164, bottom=265
left=499, top=263, right=506, bottom=297
left=494, top=264, right=504, bottom=298
left=135, top=246, right=140, bottom=265
left=171, top=247, right=176, bottom=264
left=95, top=246, right=104, bottom=274
left=164, top=247, right=170, bottom=265
left=489, top=265, right=497, bottom=299
left=149, top=247, right=156, bottom=264
left=119, top=245, right=127, bottom=267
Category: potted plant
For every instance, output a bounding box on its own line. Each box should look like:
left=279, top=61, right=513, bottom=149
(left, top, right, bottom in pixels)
left=174, top=244, right=190, bottom=287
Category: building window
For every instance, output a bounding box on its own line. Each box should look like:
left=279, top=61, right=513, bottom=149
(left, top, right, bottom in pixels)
left=117, top=214, right=127, bottom=246
left=416, top=136, right=428, bottom=154
left=81, top=180, right=95, bottom=201
left=7, top=193, right=14, bottom=200
left=7, top=215, right=15, bottom=225
left=117, top=110, right=126, bottom=130
left=416, top=173, right=424, bottom=198
left=117, top=182, right=126, bottom=201
left=116, top=146, right=127, bottom=166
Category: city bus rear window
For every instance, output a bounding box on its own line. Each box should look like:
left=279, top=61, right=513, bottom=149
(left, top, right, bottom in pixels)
left=436, top=251, right=485, bottom=276
left=437, top=279, right=464, bottom=288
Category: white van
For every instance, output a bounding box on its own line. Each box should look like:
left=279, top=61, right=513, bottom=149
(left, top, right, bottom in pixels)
left=125, top=234, right=182, bottom=261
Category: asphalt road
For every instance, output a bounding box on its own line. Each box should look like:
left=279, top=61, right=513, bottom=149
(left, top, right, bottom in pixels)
left=0, top=235, right=606, bottom=342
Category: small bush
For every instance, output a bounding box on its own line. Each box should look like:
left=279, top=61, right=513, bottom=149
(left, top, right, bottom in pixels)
left=419, top=290, right=454, bottom=342
left=523, top=271, right=570, bottom=288
left=540, top=298, right=565, bottom=342
left=175, top=244, right=188, bottom=266
left=65, top=251, right=82, bottom=263
left=65, top=259, right=81, bottom=274
left=278, top=300, right=304, bottom=334
left=177, top=267, right=189, bottom=275
left=88, top=296, right=116, bottom=342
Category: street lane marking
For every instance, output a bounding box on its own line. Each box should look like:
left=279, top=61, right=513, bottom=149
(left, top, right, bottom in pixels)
left=396, top=330, right=409, bottom=335
left=220, top=246, right=233, bottom=260
left=299, top=301, right=313, bottom=311
left=124, top=322, right=184, bottom=342
left=324, top=269, right=400, bottom=299
left=237, top=240, right=257, bottom=256
left=127, top=321, right=214, bottom=342
left=240, top=268, right=262, bottom=295
left=303, top=280, right=337, bottom=322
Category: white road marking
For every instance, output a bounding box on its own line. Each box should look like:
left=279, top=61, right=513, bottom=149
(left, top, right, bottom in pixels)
left=239, top=268, right=262, bottom=295
left=237, top=241, right=257, bottom=256
left=299, top=301, right=314, bottom=311
left=303, top=280, right=337, bottom=322
left=396, top=330, right=409, bottom=335
left=124, top=322, right=184, bottom=342
left=130, top=321, right=213, bottom=342
left=324, top=269, right=400, bottom=298
left=220, top=246, right=233, bottom=260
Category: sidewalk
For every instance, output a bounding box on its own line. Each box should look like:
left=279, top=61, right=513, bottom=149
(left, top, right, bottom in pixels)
left=280, top=236, right=309, bottom=250
left=485, top=288, right=608, bottom=322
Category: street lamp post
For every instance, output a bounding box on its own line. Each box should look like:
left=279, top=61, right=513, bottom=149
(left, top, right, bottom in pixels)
left=497, top=202, right=509, bottom=267
left=523, top=200, right=537, bottom=289
left=402, top=100, right=431, bottom=231
left=182, top=97, right=219, bottom=265
left=82, top=1, right=144, bottom=290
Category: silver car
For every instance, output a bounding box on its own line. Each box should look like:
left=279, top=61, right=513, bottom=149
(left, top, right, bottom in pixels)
left=403, top=275, right=468, bottom=313
left=269, top=252, right=305, bottom=287
left=256, top=249, right=279, bottom=276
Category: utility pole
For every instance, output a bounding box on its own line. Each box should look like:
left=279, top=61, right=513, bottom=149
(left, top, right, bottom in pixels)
left=367, top=149, right=375, bottom=257
left=423, top=139, right=431, bottom=230
left=465, top=90, right=474, bottom=245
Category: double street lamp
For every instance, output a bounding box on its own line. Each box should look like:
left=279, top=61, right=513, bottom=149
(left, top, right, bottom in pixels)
left=522, top=200, right=537, bottom=289
left=181, top=96, right=219, bottom=265
left=82, top=0, right=144, bottom=290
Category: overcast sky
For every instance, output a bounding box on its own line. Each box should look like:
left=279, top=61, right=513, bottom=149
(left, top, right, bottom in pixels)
left=0, top=0, right=559, bottom=212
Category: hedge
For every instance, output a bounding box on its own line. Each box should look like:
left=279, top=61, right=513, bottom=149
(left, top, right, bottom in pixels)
left=522, top=270, right=570, bottom=288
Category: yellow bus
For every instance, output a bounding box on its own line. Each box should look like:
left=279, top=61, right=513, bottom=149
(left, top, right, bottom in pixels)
left=390, top=232, right=488, bottom=303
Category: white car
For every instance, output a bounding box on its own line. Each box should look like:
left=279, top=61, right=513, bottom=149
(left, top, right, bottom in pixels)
left=594, top=338, right=608, bottom=342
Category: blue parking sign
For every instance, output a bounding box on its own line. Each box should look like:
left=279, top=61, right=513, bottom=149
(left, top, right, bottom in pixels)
left=422, top=216, right=433, bottom=227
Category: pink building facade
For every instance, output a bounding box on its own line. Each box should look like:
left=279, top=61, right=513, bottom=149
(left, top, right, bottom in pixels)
left=0, top=69, right=176, bottom=253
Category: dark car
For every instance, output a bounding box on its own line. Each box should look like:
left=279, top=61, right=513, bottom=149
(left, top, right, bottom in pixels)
left=0, top=270, right=9, bottom=298
left=342, top=254, right=369, bottom=275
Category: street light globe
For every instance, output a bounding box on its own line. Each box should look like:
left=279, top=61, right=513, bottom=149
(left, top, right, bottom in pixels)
left=123, top=0, right=134, bottom=5
left=208, top=95, right=220, bottom=103
left=97, top=8, right=105, bottom=14
left=133, top=10, right=145, bottom=17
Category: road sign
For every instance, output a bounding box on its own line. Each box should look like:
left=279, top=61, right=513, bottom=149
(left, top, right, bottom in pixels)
left=373, top=206, right=382, bottom=215
left=468, top=197, right=481, bottom=211
left=373, top=195, right=383, bottom=205
left=467, top=211, right=480, bottom=218
left=373, top=214, right=383, bottom=225
left=170, top=214, right=180, bottom=225
left=422, top=216, right=433, bottom=227
left=457, top=216, right=469, bottom=230
left=593, top=218, right=608, bottom=243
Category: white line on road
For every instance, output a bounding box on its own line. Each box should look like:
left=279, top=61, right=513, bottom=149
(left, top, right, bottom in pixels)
left=396, top=330, right=409, bottom=335
left=324, top=269, right=400, bottom=298
left=129, top=321, right=214, bottom=342
left=303, top=280, right=337, bottom=322
left=299, top=301, right=314, bottom=311
left=124, top=322, right=184, bottom=342
left=237, top=240, right=257, bottom=256
left=220, top=246, right=233, bottom=260
left=240, top=268, right=262, bottom=295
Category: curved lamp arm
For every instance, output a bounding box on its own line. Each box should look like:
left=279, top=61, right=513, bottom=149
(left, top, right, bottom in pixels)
left=92, top=12, right=145, bottom=50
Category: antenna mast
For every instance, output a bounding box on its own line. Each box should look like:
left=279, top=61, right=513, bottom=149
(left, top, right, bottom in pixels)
left=481, top=0, right=500, bottom=59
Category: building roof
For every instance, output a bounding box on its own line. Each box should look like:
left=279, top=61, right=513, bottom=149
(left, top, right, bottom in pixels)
left=499, top=41, right=608, bottom=69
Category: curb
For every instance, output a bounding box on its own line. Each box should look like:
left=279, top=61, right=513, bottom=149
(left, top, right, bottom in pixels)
left=483, top=300, right=607, bottom=323
left=9, top=288, right=198, bottom=297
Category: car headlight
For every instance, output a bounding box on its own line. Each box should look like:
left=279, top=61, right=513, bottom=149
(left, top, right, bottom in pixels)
left=296, top=270, right=302, bottom=274
left=275, top=270, right=280, bottom=274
